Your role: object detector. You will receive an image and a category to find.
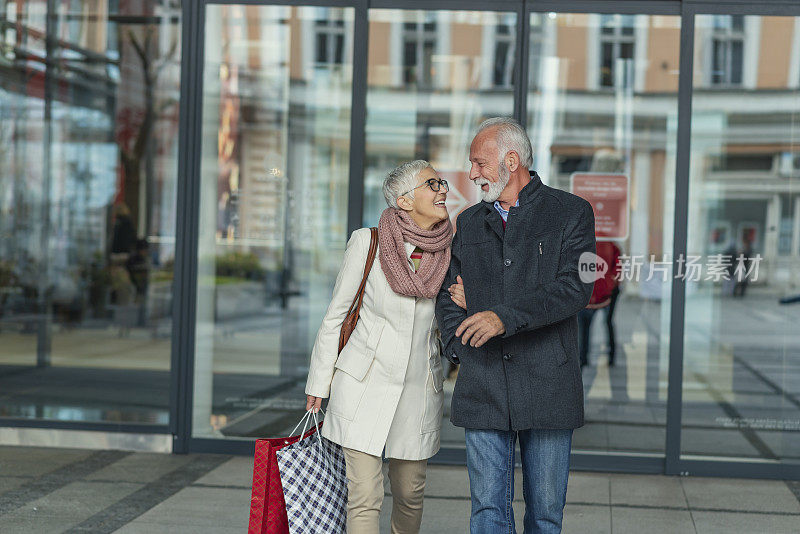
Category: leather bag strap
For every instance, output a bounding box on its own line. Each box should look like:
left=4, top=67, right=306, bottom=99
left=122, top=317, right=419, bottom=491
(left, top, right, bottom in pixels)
left=345, top=227, right=378, bottom=318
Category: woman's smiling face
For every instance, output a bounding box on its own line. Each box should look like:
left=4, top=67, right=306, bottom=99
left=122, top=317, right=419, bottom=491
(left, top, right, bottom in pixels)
left=400, top=166, right=449, bottom=229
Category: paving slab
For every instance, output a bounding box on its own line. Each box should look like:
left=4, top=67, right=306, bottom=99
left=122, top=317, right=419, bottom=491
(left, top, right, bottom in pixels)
left=567, top=472, right=610, bottom=504
left=611, top=506, right=695, bottom=534
left=0, top=446, right=93, bottom=477
left=609, top=474, right=687, bottom=508
left=563, top=504, right=611, bottom=534
left=11, top=481, right=142, bottom=519
left=381, top=495, right=472, bottom=534
left=127, top=486, right=250, bottom=529
left=1, top=511, right=84, bottom=534
left=681, top=477, right=800, bottom=513
left=86, top=452, right=192, bottom=484
left=692, top=511, right=800, bottom=534
left=0, top=477, right=28, bottom=496
left=114, top=520, right=243, bottom=534
left=193, top=456, right=254, bottom=488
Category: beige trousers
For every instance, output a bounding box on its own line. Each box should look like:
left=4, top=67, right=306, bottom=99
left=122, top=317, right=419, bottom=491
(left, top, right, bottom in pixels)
left=342, top=448, right=427, bottom=534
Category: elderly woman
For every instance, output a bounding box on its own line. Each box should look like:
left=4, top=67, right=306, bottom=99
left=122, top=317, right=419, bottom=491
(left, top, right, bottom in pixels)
left=305, top=160, right=453, bottom=534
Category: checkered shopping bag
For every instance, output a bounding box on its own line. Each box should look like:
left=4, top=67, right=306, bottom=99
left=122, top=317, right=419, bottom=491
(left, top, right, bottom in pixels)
left=248, top=414, right=323, bottom=534
left=275, top=410, right=348, bottom=534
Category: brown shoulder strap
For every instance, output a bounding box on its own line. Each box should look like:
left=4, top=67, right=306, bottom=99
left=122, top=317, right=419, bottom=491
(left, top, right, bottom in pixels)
left=344, top=227, right=379, bottom=319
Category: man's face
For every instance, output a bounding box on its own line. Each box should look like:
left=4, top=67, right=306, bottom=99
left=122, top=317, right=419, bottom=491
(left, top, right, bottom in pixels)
left=469, top=129, right=510, bottom=202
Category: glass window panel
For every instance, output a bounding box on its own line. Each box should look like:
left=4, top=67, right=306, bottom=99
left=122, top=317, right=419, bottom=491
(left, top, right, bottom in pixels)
left=494, top=41, right=510, bottom=87
left=731, top=40, right=743, bottom=85
left=528, top=13, right=681, bottom=455
left=0, top=0, right=181, bottom=426
left=316, top=33, right=327, bottom=63
left=620, top=42, right=634, bottom=60
left=683, top=15, right=800, bottom=463
left=601, top=42, right=614, bottom=87
left=363, top=9, right=515, bottom=448
left=712, top=40, right=724, bottom=84
left=193, top=5, right=353, bottom=439
left=403, top=42, right=417, bottom=84
left=335, top=34, right=344, bottom=65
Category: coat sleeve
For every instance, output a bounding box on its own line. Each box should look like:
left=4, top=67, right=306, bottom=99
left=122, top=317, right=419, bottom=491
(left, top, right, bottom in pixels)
left=305, top=229, right=370, bottom=398
left=490, top=201, right=596, bottom=337
left=435, top=216, right=467, bottom=364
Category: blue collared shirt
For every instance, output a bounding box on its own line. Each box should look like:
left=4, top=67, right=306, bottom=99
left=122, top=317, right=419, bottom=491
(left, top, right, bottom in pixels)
left=493, top=199, right=519, bottom=222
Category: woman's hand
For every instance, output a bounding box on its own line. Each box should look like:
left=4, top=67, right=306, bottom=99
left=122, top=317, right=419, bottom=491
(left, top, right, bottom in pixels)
left=448, top=275, right=467, bottom=310
left=306, top=395, right=322, bottom=413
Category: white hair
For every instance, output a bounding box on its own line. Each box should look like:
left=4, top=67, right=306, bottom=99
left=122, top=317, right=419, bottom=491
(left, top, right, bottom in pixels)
left=476, top=117, right=533, bottom=168
left=383, top=160, right=432, bottom=209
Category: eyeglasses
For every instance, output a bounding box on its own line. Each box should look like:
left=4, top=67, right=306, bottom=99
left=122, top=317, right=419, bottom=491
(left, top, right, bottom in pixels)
left=400, top=178, right=450, bottom=197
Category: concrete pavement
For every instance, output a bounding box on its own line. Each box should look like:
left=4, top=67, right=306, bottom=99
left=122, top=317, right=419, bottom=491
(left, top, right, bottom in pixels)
left=1, top=446, right=799, bottom=533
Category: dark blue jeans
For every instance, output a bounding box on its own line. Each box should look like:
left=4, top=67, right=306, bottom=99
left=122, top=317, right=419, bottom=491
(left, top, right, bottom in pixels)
left=465, top=428, right=572, bottom=534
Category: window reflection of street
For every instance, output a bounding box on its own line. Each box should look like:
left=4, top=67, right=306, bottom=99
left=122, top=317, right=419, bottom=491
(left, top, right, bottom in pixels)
left=527, top=13, right=678, bottom=455
left=0, top=1, right=181, bottom=427
left=192, top=6, right=353, bottom=439
left=681, top=15, right=800, bottom=462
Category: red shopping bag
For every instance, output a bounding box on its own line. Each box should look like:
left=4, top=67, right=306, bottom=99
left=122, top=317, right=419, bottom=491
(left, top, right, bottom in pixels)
left=248, top=417, right=323, bottom=534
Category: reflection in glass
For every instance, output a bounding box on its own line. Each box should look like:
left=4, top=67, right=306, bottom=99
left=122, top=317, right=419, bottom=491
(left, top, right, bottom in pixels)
left=0, top=1, right=181, bottom=425
left=527, top=13, right=681, bottom=454
left=193, top=5, right=352, bottom=438
left=363, top=9, right=517, bottom=227
left=362, top=9, right=516, bottom=449
left=682, top=15, right=800, bottom=462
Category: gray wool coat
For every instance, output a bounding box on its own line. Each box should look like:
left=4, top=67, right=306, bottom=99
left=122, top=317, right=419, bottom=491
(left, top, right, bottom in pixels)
left=435, top=172, right=596, bottom=431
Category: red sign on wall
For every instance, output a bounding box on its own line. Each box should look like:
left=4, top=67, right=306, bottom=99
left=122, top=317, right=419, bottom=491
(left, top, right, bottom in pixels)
left=570, top=173, right=629, bottom=240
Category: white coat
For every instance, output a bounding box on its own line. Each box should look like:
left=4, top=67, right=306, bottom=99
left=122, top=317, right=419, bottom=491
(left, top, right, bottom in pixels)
left=305, top=227, right=445, bottom=461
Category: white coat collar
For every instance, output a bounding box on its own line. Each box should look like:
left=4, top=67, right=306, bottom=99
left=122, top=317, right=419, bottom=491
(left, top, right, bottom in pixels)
left=404, top=241, right=416, bottom=267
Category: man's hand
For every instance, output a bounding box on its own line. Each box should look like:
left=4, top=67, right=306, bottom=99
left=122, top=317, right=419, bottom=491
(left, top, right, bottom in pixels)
left=448, top=275, right=467, bottom=310
left=456, top=311, right=505, bottom=348
left=306, top=395, right=322, bottom=413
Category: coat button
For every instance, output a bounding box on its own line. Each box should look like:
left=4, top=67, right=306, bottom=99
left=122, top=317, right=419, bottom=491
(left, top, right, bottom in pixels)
left=504, top=259, right=512, bottom=266
left=503, top=353, right=512, bottom=361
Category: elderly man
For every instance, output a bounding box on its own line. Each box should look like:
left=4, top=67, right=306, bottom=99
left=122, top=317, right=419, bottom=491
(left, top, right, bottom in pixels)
left=435, top=117, right=596, bottom=533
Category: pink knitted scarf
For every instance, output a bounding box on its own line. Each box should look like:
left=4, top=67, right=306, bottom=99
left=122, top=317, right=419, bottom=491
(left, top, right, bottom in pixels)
left=377, top=208, right=453, bottom=299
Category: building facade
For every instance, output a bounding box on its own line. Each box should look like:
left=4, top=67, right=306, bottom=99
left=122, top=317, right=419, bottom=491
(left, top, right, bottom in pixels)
left=1, top=0, right=799, bottom=479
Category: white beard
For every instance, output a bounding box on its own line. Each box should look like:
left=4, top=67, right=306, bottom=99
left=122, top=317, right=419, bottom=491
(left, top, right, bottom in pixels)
left=476, top=163, right=510, bottom=202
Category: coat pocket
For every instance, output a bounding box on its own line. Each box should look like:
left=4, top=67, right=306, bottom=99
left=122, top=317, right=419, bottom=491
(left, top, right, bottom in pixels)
left=328, top=319, right=385, bottom=421
left=531, top=228, right=561, bottom=283
left=552, top=331, right=570, bottom=366
left=429, top=356, right=444, bottom=393
left=421, top=358, right=444, bottom=434
left=334, top=318, right=385, bottom=381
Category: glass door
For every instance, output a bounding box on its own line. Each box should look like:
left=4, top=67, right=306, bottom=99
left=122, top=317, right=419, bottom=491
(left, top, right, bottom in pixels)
left=681, top=14, right=800, bottom=466
left=191, top=4, right=354, bottom=441
left=0, top=0, right=180, bottom=431
left=525, top=10, right=681, bottom=458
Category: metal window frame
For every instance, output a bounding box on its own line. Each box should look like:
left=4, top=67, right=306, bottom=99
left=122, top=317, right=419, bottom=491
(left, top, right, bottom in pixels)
left=6, top=0, right=800, bottom=482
